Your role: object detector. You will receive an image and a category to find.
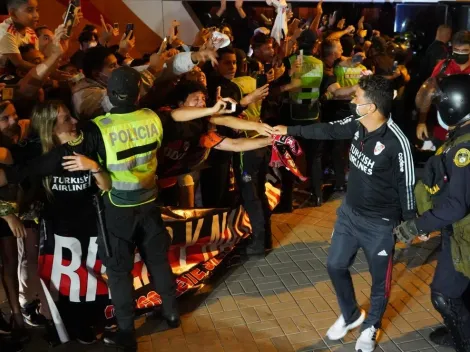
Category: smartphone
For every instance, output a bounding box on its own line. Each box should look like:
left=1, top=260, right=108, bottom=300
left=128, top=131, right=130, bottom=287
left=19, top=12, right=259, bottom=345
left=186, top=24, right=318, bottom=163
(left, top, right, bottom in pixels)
left=0, top=86, right=15, bottom=101
left=256, top=74, right=268, bottom=88
left=299, top=49, right=304, bottom=65
left=63, top=1, right=78, bottom=38
left=393, top=60, right=398, bottom=71
left=174, top=25, right=179, bottom=36
left=72, top=0, right=80, bottom=6
left=264, top=63, right=273, bottom=73
left=113, top=23, right=119, bottom=30
left=125, top=23, right=135, bottom=39
left=302, top=16, right=314, bottom=30
left=158, top=37, right=168, bottom=54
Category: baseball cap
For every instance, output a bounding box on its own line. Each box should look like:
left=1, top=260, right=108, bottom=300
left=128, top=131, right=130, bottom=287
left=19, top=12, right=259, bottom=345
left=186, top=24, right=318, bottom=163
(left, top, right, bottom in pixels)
left=107, top=66, right=142, bottom=107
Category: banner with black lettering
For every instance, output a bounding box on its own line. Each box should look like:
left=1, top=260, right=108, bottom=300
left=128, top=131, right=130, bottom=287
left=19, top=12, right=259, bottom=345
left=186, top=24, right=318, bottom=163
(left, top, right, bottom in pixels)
left=38, top=183, right=280, bottom=342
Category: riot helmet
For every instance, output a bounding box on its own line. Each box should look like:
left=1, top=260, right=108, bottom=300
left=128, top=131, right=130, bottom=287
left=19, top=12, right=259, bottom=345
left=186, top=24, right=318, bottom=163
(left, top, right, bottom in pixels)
left=416, top=74, right=470, bottom=127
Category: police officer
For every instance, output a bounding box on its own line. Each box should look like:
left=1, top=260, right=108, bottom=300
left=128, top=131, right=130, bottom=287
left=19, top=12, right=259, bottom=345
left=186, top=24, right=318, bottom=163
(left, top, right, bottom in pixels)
left=278, top=34, right=357, bottom=210
left=394, top=74, right=470, bottom=352
left=93, top=67, right=179, bottom=350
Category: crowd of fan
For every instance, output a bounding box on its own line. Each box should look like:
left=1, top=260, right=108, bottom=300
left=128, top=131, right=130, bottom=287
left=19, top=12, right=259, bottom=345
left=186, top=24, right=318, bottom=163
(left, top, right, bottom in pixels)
left=0, top=0, right=467, bottom=350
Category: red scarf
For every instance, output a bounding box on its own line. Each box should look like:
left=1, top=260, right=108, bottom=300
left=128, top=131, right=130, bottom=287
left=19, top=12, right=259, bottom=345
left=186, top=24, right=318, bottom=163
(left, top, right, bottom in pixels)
left=270, top=135, right=307, bottom=182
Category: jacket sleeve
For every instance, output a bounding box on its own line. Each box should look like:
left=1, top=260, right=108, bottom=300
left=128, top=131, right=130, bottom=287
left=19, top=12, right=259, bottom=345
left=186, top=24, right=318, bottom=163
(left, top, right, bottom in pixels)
left=415, top=146, right=470, bottom=233
left=392, top=136, right=416, bottom=221
left=287, top=116, right=357, bottom=140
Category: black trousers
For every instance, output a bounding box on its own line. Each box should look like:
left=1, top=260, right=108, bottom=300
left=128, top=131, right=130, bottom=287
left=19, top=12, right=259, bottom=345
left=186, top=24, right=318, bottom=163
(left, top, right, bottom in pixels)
left=298, top=138, right=324, bottom=197
left=432, top=232, right=470, bottom=298
left=327, top=202, right=397, bottom=329
left=233, top=148, right=272, bottom=248
left=98, top=198, right=176, bottom=332
left=200, top=161, right=231, bottom=208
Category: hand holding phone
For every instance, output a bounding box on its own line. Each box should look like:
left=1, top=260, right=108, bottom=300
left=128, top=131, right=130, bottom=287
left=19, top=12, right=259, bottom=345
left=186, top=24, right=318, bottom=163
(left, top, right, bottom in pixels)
left=125, top=23, right=135, bottom=39
left=63, top=1, right=78, bottom=38
left=256, top=74, right=268, bottom=89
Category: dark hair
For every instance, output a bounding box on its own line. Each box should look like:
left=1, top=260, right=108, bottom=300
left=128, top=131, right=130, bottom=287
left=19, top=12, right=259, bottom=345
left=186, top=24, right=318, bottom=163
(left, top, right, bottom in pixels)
left=171, top=81, right=208, bottom=106
left=82, top=46, right=113, bottom=79
left=217, top=47, right=236, bottom=60
left=7, top=0, right=27, bottom=10
left=370, top=36, right=387, bottom=54
left=19, top=43, right=36, bottom=56
left=251, top=33, right=270, bottom=50
left=220, top=23, right=233, bottom=33
left=78, top=30, right=99, bottom=45
left=320, top=39, right=337, bottom=59
left=247, top=57, right=261, bottom=75
left=83, top=24, right=97, bottom=33
left=358, top=75, right=393, bottom=117
left=340, top=35, right=355, bottom=57
left=452, top=30, right=470, bottom=47
left=35, top=25, right=50, bottom=37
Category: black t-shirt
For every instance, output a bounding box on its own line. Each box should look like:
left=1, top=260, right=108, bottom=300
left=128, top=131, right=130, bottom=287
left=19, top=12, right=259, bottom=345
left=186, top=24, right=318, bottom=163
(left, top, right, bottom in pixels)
left=8, top=123, right=105, bottom=233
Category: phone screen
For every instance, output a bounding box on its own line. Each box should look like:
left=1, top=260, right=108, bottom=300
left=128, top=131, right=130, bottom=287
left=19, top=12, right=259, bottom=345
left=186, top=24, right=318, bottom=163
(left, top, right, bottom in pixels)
left=125, top=23, right=134, bottom=39
left=113, top=23, right=119, bottom=30
left=63, top=2, right=77, bottom=37
left=264, top=63, right=273, bottom=73
left=0, top=87, right=15, bottom=101
left=257, top=74, right=268, bottom=88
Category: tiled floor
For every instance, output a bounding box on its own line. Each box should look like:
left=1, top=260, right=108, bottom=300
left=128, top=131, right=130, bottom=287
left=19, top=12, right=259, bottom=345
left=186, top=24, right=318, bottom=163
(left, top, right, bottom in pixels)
left=1, top=194, right=453, bottom=351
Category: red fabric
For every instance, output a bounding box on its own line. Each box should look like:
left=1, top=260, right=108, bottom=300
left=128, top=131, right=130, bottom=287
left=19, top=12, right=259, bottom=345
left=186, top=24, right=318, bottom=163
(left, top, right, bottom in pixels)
left=199, top=131, right=225, bottom=149
left=270, top=135, right=307, bottom=182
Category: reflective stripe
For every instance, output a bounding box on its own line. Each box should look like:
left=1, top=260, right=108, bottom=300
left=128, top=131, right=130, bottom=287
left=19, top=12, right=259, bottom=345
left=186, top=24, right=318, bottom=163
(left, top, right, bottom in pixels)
left=112, top=181, right=145, bottom=191
left=296, top=88, right=319, bottom=104
left=107, top=152, right=156, bottom=172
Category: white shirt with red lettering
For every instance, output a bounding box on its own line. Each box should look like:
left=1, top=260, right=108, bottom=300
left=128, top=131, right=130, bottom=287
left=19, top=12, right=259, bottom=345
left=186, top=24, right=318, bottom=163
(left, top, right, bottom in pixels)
left=0, top=18, right=38, bottom=73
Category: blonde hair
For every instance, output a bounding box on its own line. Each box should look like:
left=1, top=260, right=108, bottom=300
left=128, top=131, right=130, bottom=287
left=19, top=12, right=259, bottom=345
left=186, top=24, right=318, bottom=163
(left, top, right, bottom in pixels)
left=31, top=100, right=67, bottom=198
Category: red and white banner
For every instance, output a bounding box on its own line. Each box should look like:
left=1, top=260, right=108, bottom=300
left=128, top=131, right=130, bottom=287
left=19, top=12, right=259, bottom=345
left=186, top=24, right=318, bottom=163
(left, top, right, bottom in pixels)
left=38, top=183, right=280, bottom=342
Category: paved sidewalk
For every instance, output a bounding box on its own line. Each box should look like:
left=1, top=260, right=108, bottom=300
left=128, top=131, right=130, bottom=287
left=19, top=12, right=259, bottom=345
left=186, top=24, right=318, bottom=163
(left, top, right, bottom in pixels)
left=1, top=195, right=452, bottom=352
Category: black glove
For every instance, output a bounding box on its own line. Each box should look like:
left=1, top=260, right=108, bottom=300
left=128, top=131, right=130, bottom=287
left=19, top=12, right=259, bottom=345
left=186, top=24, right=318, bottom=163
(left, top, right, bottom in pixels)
left=393, top=219, right=422, bottom=244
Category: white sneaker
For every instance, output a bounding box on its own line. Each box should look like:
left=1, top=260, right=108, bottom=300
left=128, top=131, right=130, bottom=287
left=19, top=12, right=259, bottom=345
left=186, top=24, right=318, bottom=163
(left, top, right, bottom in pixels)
left=355, top=326, right=378, bottom=352
left=326, top=310, right=366, bottom=340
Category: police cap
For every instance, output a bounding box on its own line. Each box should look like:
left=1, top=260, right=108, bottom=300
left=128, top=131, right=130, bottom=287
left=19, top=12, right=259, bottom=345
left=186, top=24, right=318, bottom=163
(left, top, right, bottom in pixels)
left=107, top=66, right=142, bottom=107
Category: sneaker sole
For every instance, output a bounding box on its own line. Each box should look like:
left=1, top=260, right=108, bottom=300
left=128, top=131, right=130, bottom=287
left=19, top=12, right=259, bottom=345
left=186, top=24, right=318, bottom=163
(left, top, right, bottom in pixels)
left=77, top=338, right=97, bottom=345
left=327, top=310, right=366, bottom=340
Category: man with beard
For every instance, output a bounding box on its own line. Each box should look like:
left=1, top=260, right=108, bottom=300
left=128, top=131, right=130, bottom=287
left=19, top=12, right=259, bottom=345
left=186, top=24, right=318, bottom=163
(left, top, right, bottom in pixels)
left=274, top=75, right=415, bottom=352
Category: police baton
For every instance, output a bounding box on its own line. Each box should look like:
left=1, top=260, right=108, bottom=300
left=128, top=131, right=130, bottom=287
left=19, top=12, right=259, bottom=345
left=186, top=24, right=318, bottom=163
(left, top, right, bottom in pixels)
left=93, top=194, right=112, bottom=258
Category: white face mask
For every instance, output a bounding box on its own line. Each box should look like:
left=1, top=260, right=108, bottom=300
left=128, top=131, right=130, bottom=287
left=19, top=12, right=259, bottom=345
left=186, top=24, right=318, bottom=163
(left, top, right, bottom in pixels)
left=437, top=111, right=449, bottom=130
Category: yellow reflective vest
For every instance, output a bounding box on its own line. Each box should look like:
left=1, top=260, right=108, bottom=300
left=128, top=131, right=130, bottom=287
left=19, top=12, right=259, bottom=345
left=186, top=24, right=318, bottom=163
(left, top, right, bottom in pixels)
left=232, top=76, right=261, bottom=138
left=94, top=109, right=163, bottom=207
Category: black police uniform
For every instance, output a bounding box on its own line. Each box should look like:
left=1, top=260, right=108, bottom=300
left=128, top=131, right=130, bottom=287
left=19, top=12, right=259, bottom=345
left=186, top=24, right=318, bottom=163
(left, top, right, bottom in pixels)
left=414, top=125, right=470, bottom=351
left=395, top=74, right=470, bottom=352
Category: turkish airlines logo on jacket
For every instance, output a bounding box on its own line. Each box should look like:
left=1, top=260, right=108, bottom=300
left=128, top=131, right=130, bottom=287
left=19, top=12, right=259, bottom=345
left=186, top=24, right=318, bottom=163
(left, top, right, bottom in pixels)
left=374, top=141, right=385, bottom=155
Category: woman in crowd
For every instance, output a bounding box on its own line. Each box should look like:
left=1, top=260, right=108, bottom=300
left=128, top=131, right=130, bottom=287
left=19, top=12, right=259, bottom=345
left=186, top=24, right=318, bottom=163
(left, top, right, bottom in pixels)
left=4, top=100, right=111, bottom=345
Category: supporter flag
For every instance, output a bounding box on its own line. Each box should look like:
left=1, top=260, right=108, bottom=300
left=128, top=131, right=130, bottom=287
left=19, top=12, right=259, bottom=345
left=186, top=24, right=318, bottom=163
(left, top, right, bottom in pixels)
left=38, top=183, right=280, bottom=343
